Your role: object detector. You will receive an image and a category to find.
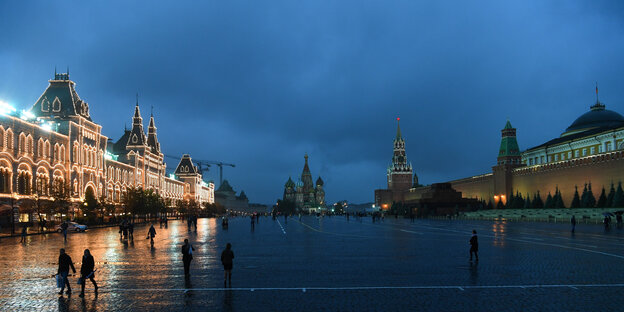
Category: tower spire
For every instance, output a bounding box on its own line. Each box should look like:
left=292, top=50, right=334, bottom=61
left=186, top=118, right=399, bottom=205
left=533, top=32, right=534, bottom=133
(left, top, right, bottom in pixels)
left=396, top=117, right=402, bottom=140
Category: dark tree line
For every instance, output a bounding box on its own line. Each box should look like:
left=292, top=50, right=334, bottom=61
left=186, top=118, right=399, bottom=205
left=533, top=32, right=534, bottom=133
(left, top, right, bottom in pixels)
left=483, top=182, right=624, bottom=210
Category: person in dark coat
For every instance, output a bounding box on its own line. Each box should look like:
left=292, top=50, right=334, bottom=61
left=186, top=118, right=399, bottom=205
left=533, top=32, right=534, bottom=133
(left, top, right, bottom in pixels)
left=182, top=239, right=195, bottom=277
left=128, top=222, right=134, bottom=240
left=57, top=248, right=76, bottom=295
left=469, top=230, right=479, bottom=262
left=61, top=221, right=69, bottom=241
left=148, top=224, right=156, bottom=247
left=79, top=249, right=98, bottom=297
left=221, top=243, right=234, bottom=287
left=571, top=215, right=577, bottom=233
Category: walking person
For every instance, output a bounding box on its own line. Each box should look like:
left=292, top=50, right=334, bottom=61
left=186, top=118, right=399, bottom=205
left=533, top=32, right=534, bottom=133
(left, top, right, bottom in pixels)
left=469, top=230, right=479, bottom=262
left=221, top=243, right=234, bottom=287
left=571, top=215, right=576, bottom=233
left=147, top=224, right=156, bottom=247
left=251, top=215, right=255, bottom=231
left=128, top=222, right=134, bottom=240
left=182, top=239, right=195, bottom=277
left=61, top=221, right=69, bottom=242
left=79, top=249, right=98, bottom=297
left=19, top=224, right=27, bottom=243
left=57, top=248, right=76, bottom=295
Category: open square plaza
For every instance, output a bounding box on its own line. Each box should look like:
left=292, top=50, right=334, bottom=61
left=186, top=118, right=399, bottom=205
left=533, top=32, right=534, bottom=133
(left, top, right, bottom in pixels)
left=1, top=216, right=623, bottom=311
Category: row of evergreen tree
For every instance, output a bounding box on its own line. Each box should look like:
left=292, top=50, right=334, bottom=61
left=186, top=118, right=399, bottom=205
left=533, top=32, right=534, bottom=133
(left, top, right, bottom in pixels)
left=483, top=182, right=624, bottom=209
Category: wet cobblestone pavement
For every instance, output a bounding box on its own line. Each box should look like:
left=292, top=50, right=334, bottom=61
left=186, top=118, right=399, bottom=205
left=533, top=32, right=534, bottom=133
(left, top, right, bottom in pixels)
left=1, top=216, right=624, bottom=311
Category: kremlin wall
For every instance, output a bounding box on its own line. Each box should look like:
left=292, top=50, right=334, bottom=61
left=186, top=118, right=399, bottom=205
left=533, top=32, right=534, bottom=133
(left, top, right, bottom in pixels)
left=376, top=91, right=624, bottom=214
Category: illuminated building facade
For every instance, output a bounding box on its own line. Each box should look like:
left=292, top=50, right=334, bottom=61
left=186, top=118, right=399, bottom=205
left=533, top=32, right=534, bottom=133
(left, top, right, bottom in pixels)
left=0, top=72, right=213, bottom=222
left=283, top=154, right=325, bottom=212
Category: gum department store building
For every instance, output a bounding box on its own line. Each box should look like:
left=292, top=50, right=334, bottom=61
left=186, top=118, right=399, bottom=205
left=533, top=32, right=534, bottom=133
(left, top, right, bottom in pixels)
left=0, top=72, right=214, bottom=223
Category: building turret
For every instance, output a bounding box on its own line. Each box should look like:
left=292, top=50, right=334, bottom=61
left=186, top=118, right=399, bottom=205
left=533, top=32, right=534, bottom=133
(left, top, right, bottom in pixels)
left=147, top=113, right=161, bottom=153
left=127, top=100, right=147, bottom=148
left=497, top=120, right=521, bottom=165
left=387, top=117, right=413, bottom=193
left=492, top=120, right=524, bottom=206
left=301, top=154, right=314, bottom=192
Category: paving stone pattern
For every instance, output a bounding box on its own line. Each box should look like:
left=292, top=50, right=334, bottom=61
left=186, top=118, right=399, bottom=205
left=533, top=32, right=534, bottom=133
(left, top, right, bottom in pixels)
left=1, top=216, right=624, bottom=311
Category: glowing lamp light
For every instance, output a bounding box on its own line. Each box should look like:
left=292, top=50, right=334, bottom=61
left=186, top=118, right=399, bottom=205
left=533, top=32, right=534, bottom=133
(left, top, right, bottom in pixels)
left=0, top=101, right=16, bottom=115
left=41, top=123, right=52, bottom=131
left=20, top=110, right=35, bottom=121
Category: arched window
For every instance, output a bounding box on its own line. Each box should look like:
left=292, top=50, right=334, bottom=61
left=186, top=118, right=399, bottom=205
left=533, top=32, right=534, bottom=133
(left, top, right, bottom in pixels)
left=45, top=141, right=50, bottom=158
left=52, top=97, right=61, bottom=112
left=18, top=133, right=25, bottom=154
left=5, top=129, right=13, bottom=150
left=17, top=171, right=31, bottom=195
left=37, top=139, right=44, bottom=158
left=0, top=127, right=4, bottom=150
left=26, top=135, right=33, bottom=155
left=60, top=145, right=65, bottom=162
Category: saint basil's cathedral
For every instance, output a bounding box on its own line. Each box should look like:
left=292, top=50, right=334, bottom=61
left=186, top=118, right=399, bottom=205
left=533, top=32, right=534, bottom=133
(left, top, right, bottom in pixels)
left=283, top=154, right=326, bottom=212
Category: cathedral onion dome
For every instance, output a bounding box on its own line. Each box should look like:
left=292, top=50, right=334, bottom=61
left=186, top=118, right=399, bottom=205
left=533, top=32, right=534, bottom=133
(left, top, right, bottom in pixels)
left=296, top=180, right=304, bottom=188
left=563, top=101, right=624, bottom=137
left=285, top=177, right=295, bottom=188
left=316, top=177, right=324, bottom=186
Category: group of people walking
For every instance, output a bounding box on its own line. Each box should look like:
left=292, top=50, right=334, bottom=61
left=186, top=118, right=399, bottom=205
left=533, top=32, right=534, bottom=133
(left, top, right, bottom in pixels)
left=56, top=248, right=98, bottom=297
left=56, top=220, right=236, bottom=297
left=118, top=220, right=134, bottom=240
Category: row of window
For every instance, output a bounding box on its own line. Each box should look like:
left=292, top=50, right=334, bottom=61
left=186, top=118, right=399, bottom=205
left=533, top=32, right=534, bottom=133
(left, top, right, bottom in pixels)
left=526, top=142, right=623, bottom=166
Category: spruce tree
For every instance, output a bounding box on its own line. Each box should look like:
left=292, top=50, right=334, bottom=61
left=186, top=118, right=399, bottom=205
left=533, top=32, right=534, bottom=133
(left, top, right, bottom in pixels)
left=596, top=187, right=608, bottom=208
left=570, top=186, right=581, bottom=208
left=554, top=187, right=565, bottom=208
left=607, top=183, right=615, bottom=208
left=517, top=191, right=525, bottom=209
left=613, top=182, right=624, bottom=208
left=581, top=183, right=588, bottom=207
left=496, top=198, right=504, bottom=210
left=533, top=191, right=544, bottom=209
left=586, top=183, right=596, bottom=208
left=524, top=193, right=531, bottom=209
left=544, top=192, right=553, bottom=209
left=487, top=200, right=494, bottom=210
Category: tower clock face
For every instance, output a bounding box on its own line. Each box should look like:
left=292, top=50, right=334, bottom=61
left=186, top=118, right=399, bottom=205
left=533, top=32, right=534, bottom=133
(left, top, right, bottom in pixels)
left=398, top=156, right=405, bottom=163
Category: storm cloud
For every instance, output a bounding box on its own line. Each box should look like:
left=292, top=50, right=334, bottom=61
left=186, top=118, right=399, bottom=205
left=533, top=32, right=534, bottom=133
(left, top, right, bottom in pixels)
left=1, top=1, right=624, bottom=204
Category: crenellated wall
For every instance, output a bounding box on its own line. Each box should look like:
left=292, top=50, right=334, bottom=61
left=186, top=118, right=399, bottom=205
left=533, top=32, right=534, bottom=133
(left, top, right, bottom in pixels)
left=511, top=150, right=624, bottom=205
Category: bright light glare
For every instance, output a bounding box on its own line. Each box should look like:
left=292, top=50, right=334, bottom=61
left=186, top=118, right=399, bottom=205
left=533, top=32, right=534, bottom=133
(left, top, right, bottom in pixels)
left=0, top=101, right=16, bottom=115
left=20, top=110, right=35, bottom=120
left=41, top=123, right=52, bottom=131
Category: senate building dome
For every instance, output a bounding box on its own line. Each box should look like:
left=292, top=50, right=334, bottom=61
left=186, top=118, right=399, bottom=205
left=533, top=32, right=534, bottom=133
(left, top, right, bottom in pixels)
left=562, top=101, right=624, bottom=136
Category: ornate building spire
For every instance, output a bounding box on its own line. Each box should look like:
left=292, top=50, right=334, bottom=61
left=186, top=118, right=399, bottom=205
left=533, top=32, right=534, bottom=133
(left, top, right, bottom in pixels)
left=127, top=98, right=147, bottom=147
left=498, top=120, right=521, bottom=164
left=388, top=118, right=413, bottom=192
left=147, top=111, right=160, bottom=153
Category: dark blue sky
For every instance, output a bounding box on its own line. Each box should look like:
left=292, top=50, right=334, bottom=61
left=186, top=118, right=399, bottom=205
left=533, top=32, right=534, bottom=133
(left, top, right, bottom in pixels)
left=1, top=1, right=624, bottom=205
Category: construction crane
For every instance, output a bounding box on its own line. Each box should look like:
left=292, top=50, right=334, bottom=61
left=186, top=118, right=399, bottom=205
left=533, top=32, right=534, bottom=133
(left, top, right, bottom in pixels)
left=164, top=154, right=235, bottom=187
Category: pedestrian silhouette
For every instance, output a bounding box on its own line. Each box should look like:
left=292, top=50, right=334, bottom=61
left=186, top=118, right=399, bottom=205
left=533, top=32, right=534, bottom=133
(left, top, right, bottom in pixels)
left=221, top=243, right=234, bottom=287
left=19, top=224, right=27, bottom=243
left=571, top=215, right=576, bottom=233
left=182, top=239, right=195, bottom=277
left=57, top=248, right=76, bottom=295
left=79, top=249, right=98, bottom=297
left=469, top=230, right=479, bottom=262
left=147, top=224, right=156, bottom=247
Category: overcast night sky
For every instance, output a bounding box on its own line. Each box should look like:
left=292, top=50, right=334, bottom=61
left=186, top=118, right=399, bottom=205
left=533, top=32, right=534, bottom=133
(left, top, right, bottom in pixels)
left=1, top=1, right=624, bottom=205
